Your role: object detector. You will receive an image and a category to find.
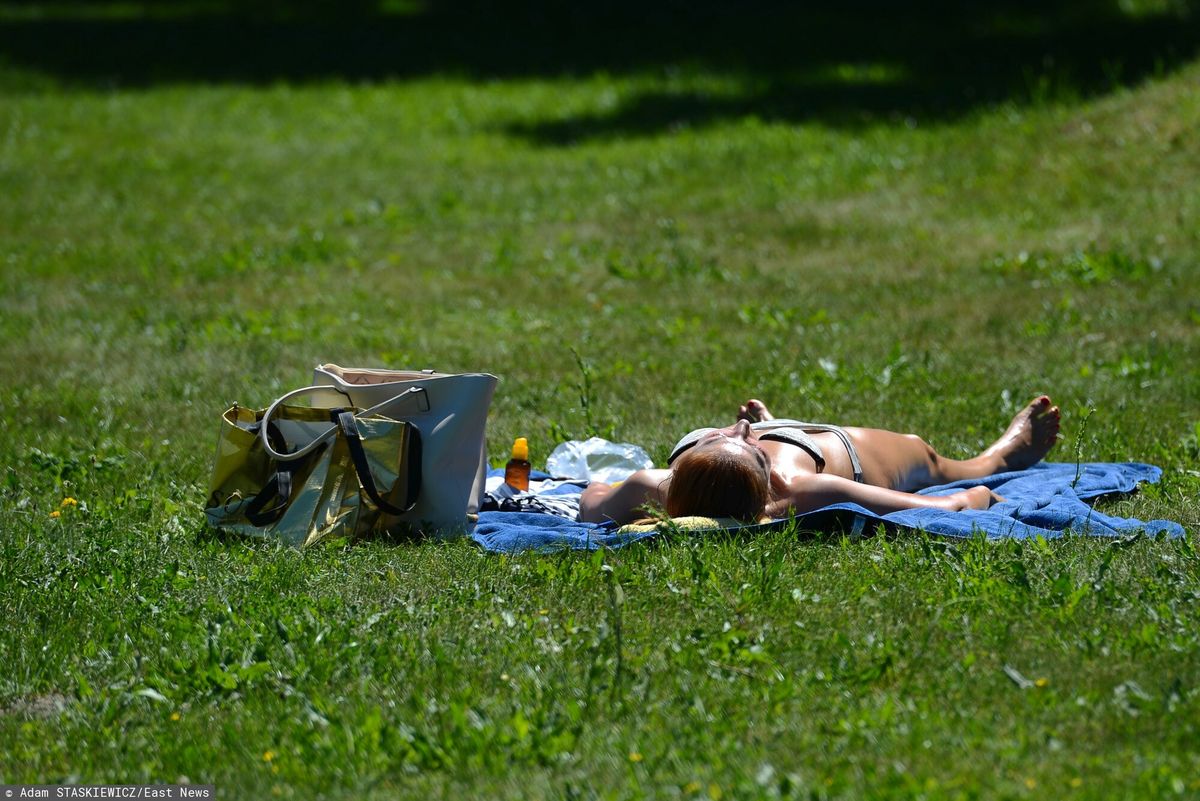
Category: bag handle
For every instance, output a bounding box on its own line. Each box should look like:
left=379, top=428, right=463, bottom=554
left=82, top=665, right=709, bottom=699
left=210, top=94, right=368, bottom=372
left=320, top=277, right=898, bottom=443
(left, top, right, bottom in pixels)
left=260, top=385, right=352, bottom=461
left=359, top=385, right=430, bottom=416
left=260, top=384, right=431, bottom=462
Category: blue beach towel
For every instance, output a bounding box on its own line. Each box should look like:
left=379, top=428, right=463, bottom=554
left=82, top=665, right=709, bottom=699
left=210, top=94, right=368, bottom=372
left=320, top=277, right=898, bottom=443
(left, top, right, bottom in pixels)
left=470, top=462, right=1184, bottom=553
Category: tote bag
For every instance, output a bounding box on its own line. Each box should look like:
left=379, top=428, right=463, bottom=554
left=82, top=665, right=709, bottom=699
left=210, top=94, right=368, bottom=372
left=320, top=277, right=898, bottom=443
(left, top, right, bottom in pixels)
left=310, top=364, right=498, bottom=537
left=204, top=386, right=422, bottom=548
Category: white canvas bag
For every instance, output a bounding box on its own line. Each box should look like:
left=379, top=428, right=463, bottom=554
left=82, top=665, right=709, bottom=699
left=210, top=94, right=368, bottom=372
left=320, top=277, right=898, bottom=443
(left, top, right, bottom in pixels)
left=310, top=364, right=498, bottom=537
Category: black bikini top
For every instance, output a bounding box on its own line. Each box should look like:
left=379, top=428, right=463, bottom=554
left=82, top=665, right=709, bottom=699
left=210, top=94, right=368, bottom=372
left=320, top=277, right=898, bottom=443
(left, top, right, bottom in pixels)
left=667, top=424, right=826, bottom=472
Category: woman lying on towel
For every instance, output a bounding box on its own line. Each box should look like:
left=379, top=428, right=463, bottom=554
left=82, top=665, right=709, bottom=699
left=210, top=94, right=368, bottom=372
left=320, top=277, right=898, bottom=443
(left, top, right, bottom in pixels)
left=579, top=396, right=1062, bottom=525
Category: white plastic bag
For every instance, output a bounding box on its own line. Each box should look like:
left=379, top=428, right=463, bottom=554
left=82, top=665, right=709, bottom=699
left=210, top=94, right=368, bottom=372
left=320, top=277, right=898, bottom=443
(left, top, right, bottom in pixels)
left=546, top=437, right=654, bottom=483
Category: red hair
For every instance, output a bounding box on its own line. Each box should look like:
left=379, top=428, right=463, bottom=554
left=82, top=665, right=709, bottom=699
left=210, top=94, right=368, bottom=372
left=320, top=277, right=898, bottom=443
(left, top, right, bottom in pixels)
left=666, top=444, right=770, bottom=521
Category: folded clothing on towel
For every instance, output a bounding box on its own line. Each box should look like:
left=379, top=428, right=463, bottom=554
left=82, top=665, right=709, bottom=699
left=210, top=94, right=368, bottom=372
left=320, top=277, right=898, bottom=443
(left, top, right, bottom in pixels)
left=471, top=461, right=1184, bottom=553
left=479, top=468, right=587, bottom=519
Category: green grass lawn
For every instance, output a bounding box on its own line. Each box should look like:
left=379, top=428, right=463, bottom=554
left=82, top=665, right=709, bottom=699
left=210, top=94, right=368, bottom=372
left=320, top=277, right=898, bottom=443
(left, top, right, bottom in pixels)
left=2, top=1, right=1199, bottom=798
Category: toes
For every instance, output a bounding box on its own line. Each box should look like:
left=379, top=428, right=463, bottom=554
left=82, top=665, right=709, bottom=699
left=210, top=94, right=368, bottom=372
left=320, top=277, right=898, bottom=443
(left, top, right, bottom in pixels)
left=1034, top=402, right=1060, bottom=421
left=739, top=399, right=769, bottom=422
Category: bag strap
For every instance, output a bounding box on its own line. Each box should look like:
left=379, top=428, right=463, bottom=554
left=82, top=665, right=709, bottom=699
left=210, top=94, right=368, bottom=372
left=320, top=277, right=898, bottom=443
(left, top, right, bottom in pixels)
left=359, top=386, right=430, bottom=416
left=260, top=385, right=352, bottom=461
left=260, top=384, right=430, bottom=461
left=334, top=410, right=422, bottom=514
left=239, top=419, right=307, bottom=525
left=242, top=466, right=297, bottom=526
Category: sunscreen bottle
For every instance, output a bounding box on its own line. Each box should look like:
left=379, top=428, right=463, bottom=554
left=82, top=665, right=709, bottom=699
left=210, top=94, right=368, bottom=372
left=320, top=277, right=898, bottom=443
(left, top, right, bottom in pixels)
left=504, top=437, right=531, bottom=491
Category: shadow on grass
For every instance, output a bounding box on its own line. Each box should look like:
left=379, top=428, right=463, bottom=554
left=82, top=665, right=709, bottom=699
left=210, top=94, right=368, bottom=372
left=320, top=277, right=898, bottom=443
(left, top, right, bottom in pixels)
left=2, top=0, right=1198, bottom=139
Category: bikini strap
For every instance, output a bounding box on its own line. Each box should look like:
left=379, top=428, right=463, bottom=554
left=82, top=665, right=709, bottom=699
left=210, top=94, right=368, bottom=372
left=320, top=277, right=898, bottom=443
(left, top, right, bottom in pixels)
left=666, top=425, right=827, bottom=474
left=667, top=428, right=714, bottom=465
left=668, top=421, right=863, bottom=483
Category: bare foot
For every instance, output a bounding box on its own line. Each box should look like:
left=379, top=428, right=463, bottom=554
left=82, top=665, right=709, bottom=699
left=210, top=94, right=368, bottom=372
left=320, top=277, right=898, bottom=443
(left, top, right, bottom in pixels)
left=983, top=395, right=1061, bottom=470
left=737, top=399, right=775, bottom=423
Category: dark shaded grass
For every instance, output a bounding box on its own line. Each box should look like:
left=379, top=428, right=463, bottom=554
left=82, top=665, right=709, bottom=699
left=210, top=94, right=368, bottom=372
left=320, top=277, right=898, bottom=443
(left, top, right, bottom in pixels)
left=2, top=0, right=1199, bottom=139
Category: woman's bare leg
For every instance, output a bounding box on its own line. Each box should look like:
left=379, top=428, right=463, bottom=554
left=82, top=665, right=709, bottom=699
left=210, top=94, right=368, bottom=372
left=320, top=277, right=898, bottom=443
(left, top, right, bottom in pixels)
left=849, top=396, right=1061, bottom=491
left=735, top=395, right=1060, bottom=491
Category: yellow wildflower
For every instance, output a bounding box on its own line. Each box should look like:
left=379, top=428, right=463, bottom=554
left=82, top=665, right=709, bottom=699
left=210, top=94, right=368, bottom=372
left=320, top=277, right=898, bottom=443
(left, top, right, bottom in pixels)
left=170, top=712, right=181, bottom=721
left=60, top=497, right=78, bottom=508
left=1035, top=677, right=1049, bottom=688
left=49, top=510, right=61, bottom=519
left=1025, top=778, right=1037, bottom=789
left=263, top=751, right=275, bottom=762
left=628, top=752, right=643, bottom=763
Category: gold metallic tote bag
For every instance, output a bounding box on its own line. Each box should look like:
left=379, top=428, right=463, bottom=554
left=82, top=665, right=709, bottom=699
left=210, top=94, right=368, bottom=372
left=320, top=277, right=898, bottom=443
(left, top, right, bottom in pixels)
left=204, top=386, right=422, bottom=548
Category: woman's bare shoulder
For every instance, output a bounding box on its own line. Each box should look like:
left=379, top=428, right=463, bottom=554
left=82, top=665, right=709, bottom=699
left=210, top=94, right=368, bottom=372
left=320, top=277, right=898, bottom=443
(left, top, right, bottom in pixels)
left=579, top=469, right=671, bottom=524
left=625, top=468, right=672, bottom=487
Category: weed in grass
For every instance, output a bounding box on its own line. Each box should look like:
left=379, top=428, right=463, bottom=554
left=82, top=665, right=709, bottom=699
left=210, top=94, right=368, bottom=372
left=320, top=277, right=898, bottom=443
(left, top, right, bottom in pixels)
left=547, top=350, right=617, bottom=444
left=1072, top=406, right=1099, bottom=488
left=601, top=559, right=626, bottom=709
